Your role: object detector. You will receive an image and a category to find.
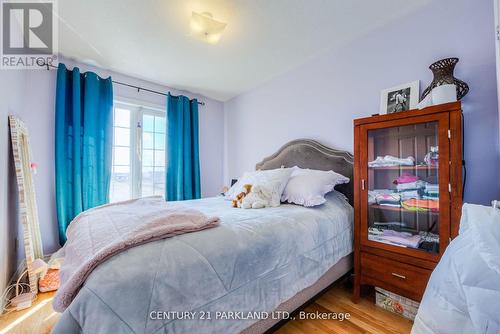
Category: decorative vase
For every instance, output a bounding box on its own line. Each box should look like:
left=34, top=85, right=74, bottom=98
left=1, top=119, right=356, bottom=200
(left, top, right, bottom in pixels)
left=421, top=58, right=469, bottom=101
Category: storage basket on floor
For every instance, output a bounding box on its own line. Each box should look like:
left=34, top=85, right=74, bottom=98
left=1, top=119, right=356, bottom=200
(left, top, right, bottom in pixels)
left=375, top=287, right=419, bottom=320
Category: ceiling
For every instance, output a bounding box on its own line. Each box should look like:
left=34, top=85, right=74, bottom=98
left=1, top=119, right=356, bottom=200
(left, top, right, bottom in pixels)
left=58, top=0, right=431, bottom=101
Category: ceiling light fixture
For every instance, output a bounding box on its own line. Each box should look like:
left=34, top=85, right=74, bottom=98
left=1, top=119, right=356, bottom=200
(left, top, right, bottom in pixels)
left=190, top=11, right=227, bottom=45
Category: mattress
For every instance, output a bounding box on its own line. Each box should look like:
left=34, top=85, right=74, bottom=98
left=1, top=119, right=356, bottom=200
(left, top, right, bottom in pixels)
left=412, top=204, right=500, bottom=334
left=52, top=191, right=353, bottom=334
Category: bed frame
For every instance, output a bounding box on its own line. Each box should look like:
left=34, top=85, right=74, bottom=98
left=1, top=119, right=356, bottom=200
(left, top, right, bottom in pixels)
left=244, top=139, right=354, bottom=333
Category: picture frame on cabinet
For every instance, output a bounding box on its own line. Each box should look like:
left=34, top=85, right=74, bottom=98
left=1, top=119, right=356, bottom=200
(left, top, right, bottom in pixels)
left=380, top=81, right=420, bottom=115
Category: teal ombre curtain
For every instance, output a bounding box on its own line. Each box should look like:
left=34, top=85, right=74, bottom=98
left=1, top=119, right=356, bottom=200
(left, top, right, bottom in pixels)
left=55, top=63, right=113, bottom=244
left=166, top=93, right=201, bottom=201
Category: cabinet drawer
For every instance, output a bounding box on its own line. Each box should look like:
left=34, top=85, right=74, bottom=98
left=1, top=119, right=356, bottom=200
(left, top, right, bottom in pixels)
left=361, top=252, right=432, bottom=296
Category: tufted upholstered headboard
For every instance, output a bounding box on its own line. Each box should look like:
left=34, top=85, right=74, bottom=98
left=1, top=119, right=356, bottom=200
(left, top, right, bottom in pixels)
left=255, top=139, right=354, bottom=205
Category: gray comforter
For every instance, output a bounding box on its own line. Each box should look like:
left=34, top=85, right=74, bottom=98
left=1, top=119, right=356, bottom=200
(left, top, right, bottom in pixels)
left=52, top=191, right=353, bottom=334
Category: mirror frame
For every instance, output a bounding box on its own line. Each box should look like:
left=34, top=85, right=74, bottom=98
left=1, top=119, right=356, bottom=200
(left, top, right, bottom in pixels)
left=9, top=115, right=44, bottom=294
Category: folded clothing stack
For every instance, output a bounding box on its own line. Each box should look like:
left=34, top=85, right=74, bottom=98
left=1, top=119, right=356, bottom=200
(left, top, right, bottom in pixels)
left=402, top=198, right=439, bottom=212
left=368, top=229, right=422, bottom=249
left=368, top=176, right=439, bottom=209
left=422, top=183, right=439, bottom=200
left=400, top=190, right=421, bottom=200
left=394, top=174, right=424, bottom=200
left=369, top=155, right=415, bottom=167
left=367, top=225, right=439, bottom=251
left=382, top=230, right=422, bottom=248
left=396, top=180, right=426, bottom=192
left=368, top=189, right=393, bottom=205
left=393, top=174, right=419, bottom=184
left=375, top=193, right=401, bottom=207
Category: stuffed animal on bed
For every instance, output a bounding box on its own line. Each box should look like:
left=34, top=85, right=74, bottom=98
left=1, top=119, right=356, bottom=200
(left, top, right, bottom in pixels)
left=241, top=182, right=280, bottom=209
left=232, top=184, right=252, bottom=208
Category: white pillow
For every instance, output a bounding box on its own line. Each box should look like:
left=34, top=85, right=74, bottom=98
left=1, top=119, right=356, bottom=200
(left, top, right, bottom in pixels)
left=281, top=167, right=350, bottom=207
left=225, top=168, right=293, bottom=202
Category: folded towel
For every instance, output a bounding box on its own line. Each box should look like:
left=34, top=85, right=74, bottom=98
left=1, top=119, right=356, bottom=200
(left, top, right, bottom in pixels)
left=394, top=173, right=419, bottom=184
left=425, top=184, right=439, bottom=192
left=383, top=156, right=415, bottom=166
left=376, top=193, right=401, bottom=207
left=369, top=155, right=415, bottom=167
left=397, top=180, right=426, bottom=191
left=368, top=189, right=393, bottom=204
left=368, top=235, right=407, bottom=248
left=399, top=190, right=421, bottom=200
left=402, top=198, right=439, bottom=211
left=381, top=230, right=422, bottom=248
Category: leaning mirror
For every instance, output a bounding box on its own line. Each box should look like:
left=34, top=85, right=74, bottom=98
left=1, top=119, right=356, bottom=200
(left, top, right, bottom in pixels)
left=9, top=115, right=44, bottom=295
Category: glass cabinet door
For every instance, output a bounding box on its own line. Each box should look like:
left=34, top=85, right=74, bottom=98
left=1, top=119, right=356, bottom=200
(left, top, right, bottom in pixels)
left=365, top=121, right=441, bottom=254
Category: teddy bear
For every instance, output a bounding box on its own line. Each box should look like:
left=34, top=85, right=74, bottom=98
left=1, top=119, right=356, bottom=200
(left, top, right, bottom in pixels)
left=240, top=182, right=279, bottom=209
left=231, top=184, right=252, bottom=208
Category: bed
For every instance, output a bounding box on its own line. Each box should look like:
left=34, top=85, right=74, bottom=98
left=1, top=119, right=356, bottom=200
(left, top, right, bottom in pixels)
left=412, top=203, right=500, bottom=334
left=52, top=139, right=355, bottom=334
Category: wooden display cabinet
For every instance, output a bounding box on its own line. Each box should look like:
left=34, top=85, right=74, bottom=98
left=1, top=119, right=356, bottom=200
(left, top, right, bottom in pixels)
left=353, top=102, right=463, bottom=303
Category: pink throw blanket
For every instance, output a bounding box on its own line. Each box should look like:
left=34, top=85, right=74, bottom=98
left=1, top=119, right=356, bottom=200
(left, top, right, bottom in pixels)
left=53, top=196, right=220, bottom=312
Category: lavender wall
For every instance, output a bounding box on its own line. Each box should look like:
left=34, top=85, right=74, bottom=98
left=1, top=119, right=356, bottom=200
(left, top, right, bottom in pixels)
left=2, top=0, right=499, bottom=296
left=5, top=58, right=224, bottom=268
left=224, top=0, right=500, bottom=205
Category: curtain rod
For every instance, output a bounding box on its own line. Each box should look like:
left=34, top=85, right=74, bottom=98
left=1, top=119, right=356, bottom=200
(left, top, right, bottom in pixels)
left=38, top=61, right=205, bottom=106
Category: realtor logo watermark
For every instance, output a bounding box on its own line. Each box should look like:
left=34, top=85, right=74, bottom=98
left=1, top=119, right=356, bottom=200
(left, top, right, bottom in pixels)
left=1, top=0, right=57, bottom=69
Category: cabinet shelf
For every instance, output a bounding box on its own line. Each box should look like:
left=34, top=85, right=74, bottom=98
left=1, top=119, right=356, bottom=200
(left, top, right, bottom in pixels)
left=370, top=204, right=439, bottom=216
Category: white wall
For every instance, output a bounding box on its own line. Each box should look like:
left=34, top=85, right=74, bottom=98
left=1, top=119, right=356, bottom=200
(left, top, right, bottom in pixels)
left=7, top=57, right=224, bottom=269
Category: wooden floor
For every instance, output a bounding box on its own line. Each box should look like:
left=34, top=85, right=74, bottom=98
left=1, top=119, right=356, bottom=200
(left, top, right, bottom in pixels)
left=0, top=280, right=412, bottom=334
left=0, top=291, right=60, bottom=334
left=274, top=280, right=414, bottom=334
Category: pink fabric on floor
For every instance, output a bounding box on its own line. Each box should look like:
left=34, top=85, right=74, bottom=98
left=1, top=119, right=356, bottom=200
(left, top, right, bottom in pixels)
left=53, top=196, right=220, bottom=312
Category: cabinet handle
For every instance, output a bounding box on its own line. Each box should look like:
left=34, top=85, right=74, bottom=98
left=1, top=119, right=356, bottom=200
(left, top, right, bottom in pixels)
left=361, top=179, right=366, bottom=190
left=391, top=272, right=406, bottom=279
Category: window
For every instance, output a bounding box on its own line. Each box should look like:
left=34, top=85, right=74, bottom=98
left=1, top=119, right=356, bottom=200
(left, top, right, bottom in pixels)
left=110, top=101, right=166, bottom=203
left=110, top=107, right=132, bottom=202
left=141, top=113, right=166, bottom=197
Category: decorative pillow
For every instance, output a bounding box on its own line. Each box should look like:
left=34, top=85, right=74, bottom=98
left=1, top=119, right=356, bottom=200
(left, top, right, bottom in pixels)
left=39, top=268, right=60, bottom=292
left=225, top=168, right=293, bottom=201
left=281, top=167, right=350, bottom=207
